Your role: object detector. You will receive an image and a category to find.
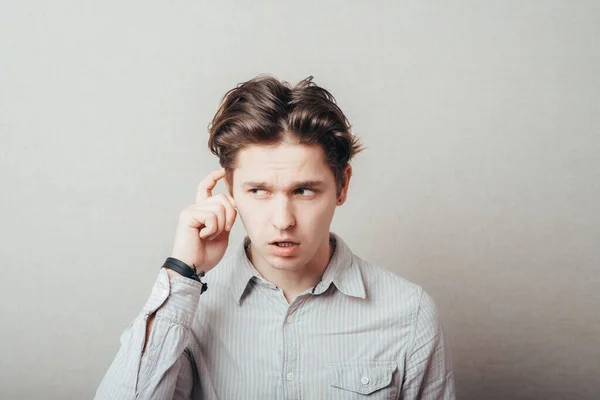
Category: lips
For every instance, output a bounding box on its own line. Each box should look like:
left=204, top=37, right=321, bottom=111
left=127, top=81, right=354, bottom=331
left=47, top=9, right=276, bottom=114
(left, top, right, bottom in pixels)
left=269, top=240, right=300, bottom=257
left=270, top=239, right=299, bottom=245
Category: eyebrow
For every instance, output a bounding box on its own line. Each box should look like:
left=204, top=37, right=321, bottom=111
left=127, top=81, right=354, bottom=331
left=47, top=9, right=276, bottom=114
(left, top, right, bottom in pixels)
left=242, top=180, right=325, bottom=189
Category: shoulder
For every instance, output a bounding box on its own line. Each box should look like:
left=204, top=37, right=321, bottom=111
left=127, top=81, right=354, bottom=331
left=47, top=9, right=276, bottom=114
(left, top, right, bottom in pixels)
left=353, top=254, right=439, bottom=323
left=354, top=253, right=423, bottom=298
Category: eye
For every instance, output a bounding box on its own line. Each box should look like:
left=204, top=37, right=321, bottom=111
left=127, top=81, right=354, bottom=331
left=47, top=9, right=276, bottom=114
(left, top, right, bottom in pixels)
left=249, top=188, right=268, bottom=196
left=295, top=188, right=316, bottom=196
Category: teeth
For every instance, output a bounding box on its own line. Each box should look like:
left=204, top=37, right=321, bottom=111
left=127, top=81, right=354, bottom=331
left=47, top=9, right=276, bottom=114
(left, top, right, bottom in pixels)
left=276, top=242, right=295, bottom=247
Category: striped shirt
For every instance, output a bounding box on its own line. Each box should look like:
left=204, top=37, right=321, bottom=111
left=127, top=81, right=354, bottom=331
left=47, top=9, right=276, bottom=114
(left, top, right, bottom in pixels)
left=95, top=232, right=455, bottom=399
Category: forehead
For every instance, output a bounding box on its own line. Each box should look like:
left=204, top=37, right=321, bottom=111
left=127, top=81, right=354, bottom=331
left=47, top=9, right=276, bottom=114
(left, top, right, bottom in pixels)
left=233, top=143, right=332, bottom=184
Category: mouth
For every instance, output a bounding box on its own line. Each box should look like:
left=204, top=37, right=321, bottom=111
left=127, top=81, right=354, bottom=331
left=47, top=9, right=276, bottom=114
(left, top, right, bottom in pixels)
left=271, top=241, right=298, bottom=247
left=269, top=240, right=300, bottom=256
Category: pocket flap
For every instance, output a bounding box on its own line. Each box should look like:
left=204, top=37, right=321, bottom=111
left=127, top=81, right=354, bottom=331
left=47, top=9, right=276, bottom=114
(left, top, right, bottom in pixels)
left=329, top=361, right=397, bottom=395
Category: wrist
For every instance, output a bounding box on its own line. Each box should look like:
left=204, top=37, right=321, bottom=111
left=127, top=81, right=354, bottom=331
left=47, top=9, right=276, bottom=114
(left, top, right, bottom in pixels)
left=161, top=257, right=208, bottom=293
left=165, top=268, right=183, bottom=280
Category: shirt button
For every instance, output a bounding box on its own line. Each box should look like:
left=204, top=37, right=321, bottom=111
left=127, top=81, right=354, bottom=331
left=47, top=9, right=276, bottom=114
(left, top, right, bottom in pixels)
left=286, top=372, right=295, bottom=381
left=361, top=376, right=370, bottom=385
left=286, top=316, right=293, bottom=324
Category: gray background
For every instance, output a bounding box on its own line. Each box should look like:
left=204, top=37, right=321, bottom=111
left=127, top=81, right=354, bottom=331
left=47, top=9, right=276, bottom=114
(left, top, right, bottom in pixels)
left=1, top=1, right=599, bottom=399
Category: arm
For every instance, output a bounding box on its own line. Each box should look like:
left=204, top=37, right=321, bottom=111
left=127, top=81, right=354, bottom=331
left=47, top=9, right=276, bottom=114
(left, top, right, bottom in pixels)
left=95, top=168, right=237, bottom=399
left=401, top=289, right=456, bottom=400
left=95, top=269, right=203, bottom=400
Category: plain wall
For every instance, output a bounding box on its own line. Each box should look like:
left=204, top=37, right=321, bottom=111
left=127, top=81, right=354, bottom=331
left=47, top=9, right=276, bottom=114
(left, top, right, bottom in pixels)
left=1, top=1, right=598, bottom=399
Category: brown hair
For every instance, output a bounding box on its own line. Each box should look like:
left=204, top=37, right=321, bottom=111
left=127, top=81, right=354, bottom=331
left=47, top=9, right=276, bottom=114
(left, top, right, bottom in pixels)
left=208, top=75, right=364, bottom=196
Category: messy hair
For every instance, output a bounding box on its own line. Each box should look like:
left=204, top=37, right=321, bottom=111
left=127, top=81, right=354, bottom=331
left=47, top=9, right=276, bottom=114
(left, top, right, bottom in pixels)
left=208, top=75, right=364, bottom=196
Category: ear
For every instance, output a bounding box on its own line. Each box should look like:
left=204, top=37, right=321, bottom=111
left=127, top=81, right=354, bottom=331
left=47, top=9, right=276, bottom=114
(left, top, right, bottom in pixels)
left=337, top=165, right=353, bottom=206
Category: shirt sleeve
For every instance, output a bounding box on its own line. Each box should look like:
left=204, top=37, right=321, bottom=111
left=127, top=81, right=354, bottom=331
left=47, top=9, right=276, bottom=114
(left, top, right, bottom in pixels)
left=401, top=288, right=456, bottom=400
left=95, top=268, right=204, bottom=400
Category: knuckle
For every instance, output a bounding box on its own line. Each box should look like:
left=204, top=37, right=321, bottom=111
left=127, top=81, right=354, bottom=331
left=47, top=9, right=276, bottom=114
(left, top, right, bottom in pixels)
left=217, top=196, right=231, bottom=209
left=215, top=202, right=226, bottom=214
left=216, top=193, right=232, bottom=206
left=207, top=201, right=225, bottom=215
left=190, top=201, right=208, bottom=210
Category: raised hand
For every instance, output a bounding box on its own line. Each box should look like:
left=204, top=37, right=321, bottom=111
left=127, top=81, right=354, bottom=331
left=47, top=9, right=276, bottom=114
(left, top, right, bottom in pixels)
left=169, top=168, right=237, bottom=275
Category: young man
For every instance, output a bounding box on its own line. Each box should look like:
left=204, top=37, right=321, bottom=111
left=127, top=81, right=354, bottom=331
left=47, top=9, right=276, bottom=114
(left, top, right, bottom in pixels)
left=96, top=76, right=455, bottom=399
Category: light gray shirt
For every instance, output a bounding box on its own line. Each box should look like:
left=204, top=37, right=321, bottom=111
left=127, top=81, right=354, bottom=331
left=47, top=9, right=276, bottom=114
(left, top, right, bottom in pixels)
left=95, top=233, right=455, bottom=399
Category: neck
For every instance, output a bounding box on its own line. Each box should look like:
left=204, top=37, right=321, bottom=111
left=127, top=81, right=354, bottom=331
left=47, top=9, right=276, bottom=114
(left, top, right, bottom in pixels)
left=246, top=235, right=336, bottom=303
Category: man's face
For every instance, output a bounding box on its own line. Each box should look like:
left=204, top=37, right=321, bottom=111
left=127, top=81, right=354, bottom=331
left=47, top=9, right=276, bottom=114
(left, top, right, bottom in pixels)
left=230, top=142, right=348, bottom=271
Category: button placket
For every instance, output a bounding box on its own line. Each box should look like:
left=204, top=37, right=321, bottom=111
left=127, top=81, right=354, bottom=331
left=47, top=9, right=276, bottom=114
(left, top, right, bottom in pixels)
left=282, top=299, right=305, bottom=398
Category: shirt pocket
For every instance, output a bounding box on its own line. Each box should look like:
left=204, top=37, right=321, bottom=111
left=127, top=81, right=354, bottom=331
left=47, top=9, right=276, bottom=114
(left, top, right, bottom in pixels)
left=328, top=360, right=398, bottom=398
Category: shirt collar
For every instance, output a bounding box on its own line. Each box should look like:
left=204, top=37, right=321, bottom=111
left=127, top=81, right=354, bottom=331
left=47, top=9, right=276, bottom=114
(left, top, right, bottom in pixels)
left=229, top=232, right=366, bottom=305
left=229, top=236, right=262, bottom=304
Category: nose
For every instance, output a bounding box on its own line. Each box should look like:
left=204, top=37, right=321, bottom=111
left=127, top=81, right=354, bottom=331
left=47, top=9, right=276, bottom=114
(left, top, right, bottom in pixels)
left=271, top=195, right=296, bottom=231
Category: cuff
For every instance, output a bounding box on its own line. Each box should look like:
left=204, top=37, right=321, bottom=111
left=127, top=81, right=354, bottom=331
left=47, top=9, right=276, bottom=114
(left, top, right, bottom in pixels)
left=142, top=268, right=204, bottom=328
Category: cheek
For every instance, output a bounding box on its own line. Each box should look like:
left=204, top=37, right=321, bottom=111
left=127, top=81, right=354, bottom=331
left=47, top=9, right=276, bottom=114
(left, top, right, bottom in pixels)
left=298, top=201, right=336, bottom=223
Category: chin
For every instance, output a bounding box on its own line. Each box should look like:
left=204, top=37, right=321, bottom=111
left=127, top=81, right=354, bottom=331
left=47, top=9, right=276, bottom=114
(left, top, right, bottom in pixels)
left=266, top=255, right=307, bottom=271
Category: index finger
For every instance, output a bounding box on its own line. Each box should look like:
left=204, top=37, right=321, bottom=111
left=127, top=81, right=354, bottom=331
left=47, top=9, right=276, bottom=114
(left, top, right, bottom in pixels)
left=196, top=168, right=227, bottom=203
